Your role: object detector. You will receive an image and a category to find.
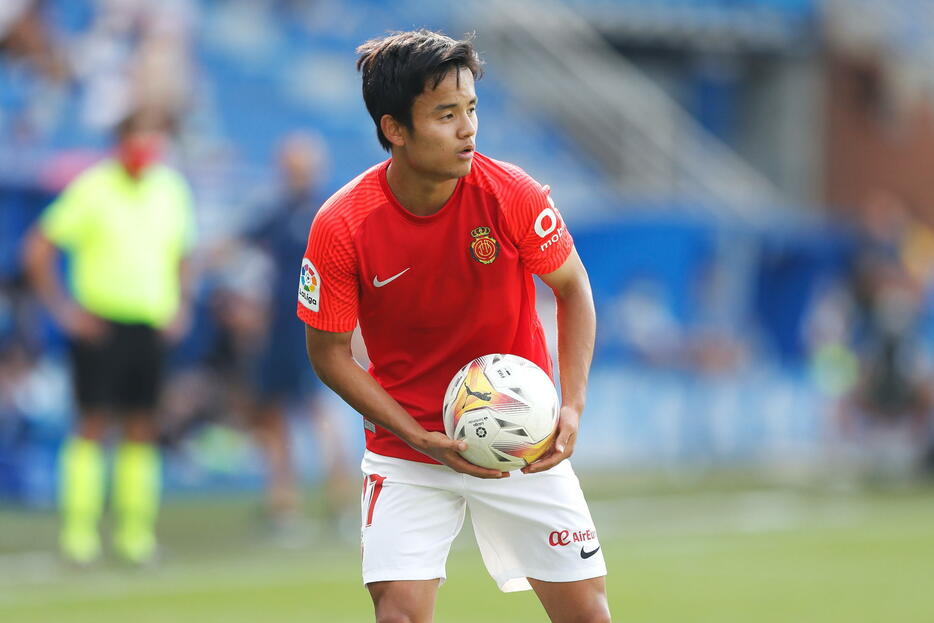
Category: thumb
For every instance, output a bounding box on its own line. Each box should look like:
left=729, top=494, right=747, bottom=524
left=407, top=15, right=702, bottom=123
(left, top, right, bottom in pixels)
left=441, top=435, right=467, bottom=452
left=555, top=430, right=570, bottom=454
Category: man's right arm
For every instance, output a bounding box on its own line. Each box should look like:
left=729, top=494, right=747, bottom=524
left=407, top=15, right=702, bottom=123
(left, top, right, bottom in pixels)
left=305, top=325, right=509, bottom=479
left=21, top=227, right=106, bottom=341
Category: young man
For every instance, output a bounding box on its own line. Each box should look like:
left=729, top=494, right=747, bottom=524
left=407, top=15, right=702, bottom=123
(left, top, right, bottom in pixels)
left=23, top=111, right=195, bottom=565
left=298, top=31, right=610, bottom=622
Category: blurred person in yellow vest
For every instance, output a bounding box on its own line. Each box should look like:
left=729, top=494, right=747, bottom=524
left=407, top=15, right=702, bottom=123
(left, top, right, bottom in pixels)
left=22, top=110, right=196, bottom=565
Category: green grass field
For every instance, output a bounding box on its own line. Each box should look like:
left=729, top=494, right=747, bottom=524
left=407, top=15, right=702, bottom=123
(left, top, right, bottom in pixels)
left=2, top=477, right=934, bottom=622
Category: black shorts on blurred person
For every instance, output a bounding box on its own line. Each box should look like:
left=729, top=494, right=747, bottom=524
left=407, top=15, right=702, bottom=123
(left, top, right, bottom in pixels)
left=69, top=321, right=164, bottom=413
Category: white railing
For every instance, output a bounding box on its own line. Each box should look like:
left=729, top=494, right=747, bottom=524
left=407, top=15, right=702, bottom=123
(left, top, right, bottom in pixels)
left=467, top=0, right=783, bottom=218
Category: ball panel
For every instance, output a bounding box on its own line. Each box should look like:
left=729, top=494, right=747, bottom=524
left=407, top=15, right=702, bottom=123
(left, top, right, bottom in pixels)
left=446, top=359, right=499, bottom=436
left=492, top=431, right=555, bottom=465
left=454, top=408, right=516, bottom=470
left=442, top=353, right=560, bottom=472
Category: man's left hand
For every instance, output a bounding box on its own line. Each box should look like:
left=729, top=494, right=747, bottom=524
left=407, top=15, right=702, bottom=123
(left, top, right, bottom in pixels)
left=521, top=405, right=580, bottom=474
left=161, top=306, right=191, bottom=344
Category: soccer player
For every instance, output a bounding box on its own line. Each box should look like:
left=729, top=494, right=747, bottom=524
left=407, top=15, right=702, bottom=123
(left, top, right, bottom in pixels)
left=298, top=31, right=610, bottom=622
left=23, top=111, right=195, bottom=565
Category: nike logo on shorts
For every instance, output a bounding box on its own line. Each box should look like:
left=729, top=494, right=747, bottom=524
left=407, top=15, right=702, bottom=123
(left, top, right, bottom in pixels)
left=580, top=546, right=600, bottom=559
left=373, top=268, right=410, bottom=288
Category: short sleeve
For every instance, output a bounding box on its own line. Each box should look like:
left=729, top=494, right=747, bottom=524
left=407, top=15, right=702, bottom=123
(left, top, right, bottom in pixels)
left=501, top=178, right=574, bottom=275
left=296, top=211, right=359, bottom=333
left=40, top=173, right=95, bottom=250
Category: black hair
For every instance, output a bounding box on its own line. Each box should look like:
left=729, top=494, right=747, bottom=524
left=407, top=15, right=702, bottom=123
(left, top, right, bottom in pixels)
left=114, top=110, right=171, bottom=140
left=356, top=30, right=483, bottom=151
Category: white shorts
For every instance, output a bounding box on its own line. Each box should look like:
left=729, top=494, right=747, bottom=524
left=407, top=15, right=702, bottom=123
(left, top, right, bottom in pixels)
left=360, top=450, right=607, bottom=593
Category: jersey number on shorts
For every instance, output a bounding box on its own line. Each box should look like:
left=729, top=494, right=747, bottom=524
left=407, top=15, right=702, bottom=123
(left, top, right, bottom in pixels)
left=362, top=474, right=387, bottom=528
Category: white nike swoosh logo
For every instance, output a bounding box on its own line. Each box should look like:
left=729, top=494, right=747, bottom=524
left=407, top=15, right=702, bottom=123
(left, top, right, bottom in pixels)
left=373, top=268, right=410, bottom=288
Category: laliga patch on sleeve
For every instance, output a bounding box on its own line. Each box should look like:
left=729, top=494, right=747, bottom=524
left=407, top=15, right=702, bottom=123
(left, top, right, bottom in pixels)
left=298, top=258, right=321, bottom=312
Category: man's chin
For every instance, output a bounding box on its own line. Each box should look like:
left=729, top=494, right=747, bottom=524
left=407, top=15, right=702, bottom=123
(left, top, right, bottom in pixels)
left=454, top=160, right=473, bottom=178
left=424, top=160, right=472, bottom=182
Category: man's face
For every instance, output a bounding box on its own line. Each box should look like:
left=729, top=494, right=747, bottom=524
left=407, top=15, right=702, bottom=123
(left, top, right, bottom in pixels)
left=398, top=67, right=478, bottom=181
left=117, top=129, right=165, bottom=177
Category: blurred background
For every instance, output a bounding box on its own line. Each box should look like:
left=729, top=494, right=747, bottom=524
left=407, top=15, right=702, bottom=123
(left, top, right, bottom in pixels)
left=2, top=0, right=934, bottom=621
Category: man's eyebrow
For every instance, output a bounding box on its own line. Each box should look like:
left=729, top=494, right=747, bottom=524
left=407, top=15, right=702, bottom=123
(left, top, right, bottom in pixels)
left=432, top=98, right=478, bottom=112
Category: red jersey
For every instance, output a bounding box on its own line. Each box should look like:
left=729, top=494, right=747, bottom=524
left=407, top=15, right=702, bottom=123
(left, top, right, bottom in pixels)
left=296, top=153, right=574, bottom=463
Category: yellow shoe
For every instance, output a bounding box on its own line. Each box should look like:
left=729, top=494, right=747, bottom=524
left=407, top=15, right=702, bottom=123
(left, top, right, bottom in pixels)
left=60, top=527, right=101, bottom=566
left=113, top=528, right=157, bottom=566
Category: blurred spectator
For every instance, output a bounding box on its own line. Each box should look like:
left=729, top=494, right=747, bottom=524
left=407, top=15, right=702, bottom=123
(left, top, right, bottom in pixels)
left=0, top=278, right=39, bottom=422
left=0, top=0, right=196, bottom=152
left=243, top=132, right=353, bottom=536
left=21, top=110, right=196, bottom=565
left=608, top=264, right=748, bottom=375
left=72, top=0, right=196, bottom=132
left=0, top=0, right=70, bottom=152
left=834, top=191, right=934, bottom=474
left=129, top=0, right=196, bottom=126
left=174, top=132, right=353, bottom=539
left=0, top=0, right=68, bottom=83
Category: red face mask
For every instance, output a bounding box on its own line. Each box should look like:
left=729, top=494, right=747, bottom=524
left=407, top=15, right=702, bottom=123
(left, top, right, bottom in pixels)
left=117, top=134, right=164, bottom=177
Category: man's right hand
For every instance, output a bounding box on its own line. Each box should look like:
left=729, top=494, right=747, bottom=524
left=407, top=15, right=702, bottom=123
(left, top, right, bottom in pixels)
left=416, top=431, right=510, bottom=479
left=57, top=303, right=109, bottom=342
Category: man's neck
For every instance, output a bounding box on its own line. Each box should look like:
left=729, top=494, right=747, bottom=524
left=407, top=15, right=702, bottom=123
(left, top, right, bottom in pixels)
left=118, top=165, right=144, bottom=183
left=386, top=159, right=458, bottom=217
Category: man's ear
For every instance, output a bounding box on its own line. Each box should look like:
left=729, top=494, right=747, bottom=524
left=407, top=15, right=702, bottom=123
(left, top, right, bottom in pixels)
left=380, top=114, right=407, bottom=148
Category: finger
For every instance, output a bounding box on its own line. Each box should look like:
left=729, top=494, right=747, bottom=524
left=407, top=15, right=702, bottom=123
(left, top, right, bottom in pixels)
left=460, top=465, right=509, bottom=479
left=89, top=327, right=108, bottom=342
left=438, top=436, right=468, bottom=453
left=78, top=323, right=101, bottom=341
left=553, top=429, right=576, bottom=455
left=88, top=321, right=109, bottom=339
left=522, top=436, right=575, bottom=474
left=519, top=435, right=560, bottom=474
left=460, top=463, right=510, bottom=479
left=554, top=434, right=568, bottom=455
left=534, top=431, right=567, bottom=462
left=522, top=451, right=564, bottom=474
left=520, top=445, right=556, bottom=474
left=446, top=454, right=509, bottom=479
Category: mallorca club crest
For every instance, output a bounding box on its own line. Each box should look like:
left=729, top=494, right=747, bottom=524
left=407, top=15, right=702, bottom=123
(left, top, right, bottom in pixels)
left=469, top=226, right=499, bottom=264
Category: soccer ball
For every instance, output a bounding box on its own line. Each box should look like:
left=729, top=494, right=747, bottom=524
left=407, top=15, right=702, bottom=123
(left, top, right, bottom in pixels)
left=442, top=353, right=560, bottom=471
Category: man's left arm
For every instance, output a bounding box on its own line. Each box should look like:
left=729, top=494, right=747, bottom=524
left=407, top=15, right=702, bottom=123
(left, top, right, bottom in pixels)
left=163, top=183, right=198, bottom=343
left=522, top=246, right=595, bottom=474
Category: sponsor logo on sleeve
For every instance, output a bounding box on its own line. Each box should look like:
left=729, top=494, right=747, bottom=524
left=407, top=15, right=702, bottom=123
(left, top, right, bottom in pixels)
left=535, top=198, right=566, bottom=252
left=298, top=258, right=320, bottom=312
